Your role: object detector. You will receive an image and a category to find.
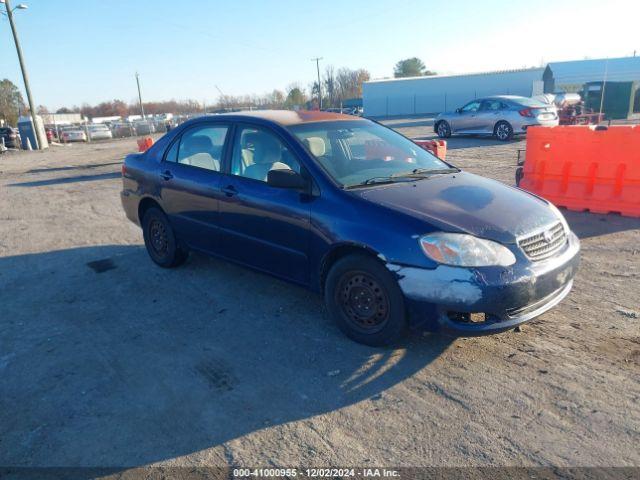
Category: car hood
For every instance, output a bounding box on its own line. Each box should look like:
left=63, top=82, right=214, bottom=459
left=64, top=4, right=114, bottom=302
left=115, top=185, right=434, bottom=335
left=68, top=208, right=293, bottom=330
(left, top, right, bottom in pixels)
left=350, top=171, right=559, bottom=244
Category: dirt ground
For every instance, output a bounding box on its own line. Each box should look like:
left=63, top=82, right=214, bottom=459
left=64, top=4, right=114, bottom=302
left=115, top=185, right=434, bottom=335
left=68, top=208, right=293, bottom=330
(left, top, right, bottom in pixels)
left=0, top=120, right=638, bottom=472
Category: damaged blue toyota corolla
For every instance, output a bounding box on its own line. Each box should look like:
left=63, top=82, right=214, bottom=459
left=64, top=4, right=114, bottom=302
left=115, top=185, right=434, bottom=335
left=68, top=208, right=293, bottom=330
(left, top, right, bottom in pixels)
left=121, top=110, right=580, bottom=346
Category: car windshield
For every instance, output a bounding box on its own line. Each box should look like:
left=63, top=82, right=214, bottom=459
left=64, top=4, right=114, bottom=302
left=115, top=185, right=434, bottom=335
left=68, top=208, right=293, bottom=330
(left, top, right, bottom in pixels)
left=288, top=120, right=453, bottom=187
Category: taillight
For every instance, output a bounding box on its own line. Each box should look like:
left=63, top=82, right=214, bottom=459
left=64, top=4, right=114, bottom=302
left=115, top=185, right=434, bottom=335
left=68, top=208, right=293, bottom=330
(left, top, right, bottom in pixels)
left=519, top=108, right=534, bottom=117
left=121, top=164, right=127, bottom=176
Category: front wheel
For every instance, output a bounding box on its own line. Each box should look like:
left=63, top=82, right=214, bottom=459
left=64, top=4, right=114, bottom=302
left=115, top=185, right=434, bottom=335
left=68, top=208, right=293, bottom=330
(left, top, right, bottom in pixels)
left=436, top=121, right=452, bottom=138
left=142, top=207, right=188, bottom=268
left=494, top=121, right=514, bottom=141
left=324, top=254, right=407, bottom=346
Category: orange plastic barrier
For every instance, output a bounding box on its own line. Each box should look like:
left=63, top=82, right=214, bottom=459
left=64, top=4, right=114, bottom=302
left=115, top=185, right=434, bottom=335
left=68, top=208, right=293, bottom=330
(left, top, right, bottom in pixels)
left=414, top=139, right=447, bottom=160
left=137, top=136, right=154, bottom=152
left=520, top=126, right=640, bottom=218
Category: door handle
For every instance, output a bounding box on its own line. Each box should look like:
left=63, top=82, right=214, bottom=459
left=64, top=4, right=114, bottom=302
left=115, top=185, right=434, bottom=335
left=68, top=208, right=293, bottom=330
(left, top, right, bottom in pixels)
left=160, top=170, right=173, bottom=181
left=221, top=185, right=238, bottom=197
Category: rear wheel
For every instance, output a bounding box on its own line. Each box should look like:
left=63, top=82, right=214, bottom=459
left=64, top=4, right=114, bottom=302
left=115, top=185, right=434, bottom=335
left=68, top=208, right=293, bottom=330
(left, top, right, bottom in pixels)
left=494, top=121, right=513, bottom=141
left=142, top=207, right=188, bottom=268
left=436, top=121, right=452, bottom=138
left=515, top=166, right=524, bottom=186
left=324, top=254, right=407, bottom=346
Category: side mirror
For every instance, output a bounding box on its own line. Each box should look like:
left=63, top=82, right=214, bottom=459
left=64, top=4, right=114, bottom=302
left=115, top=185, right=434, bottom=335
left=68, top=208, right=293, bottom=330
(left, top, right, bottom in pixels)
left=267, top=169, right=308, bottom=191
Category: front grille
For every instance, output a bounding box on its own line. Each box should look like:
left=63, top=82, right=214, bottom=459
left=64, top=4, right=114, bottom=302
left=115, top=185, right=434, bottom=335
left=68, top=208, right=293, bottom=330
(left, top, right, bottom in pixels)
left=518, top=222, right=567, bottom=261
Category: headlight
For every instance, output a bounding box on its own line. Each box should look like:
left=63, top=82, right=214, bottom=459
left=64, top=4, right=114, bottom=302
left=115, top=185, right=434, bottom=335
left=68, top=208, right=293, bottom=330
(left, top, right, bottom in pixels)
left=419, top=233, right=516, bottom=267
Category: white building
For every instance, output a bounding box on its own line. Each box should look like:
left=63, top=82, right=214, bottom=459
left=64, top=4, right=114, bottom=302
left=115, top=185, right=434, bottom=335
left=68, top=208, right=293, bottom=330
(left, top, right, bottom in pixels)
left=363, top=56, right=640, bottom=117
left=40, top=112, right=85, bottom=125
left=363, top=68, right=544, bottom=117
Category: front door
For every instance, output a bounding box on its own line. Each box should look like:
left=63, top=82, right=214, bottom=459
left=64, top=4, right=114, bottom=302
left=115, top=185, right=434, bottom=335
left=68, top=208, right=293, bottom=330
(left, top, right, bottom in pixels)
left=217, top=125, right=312, bottom=285
left=452, top=100, right=482, bottom=133
left=158, top=123, right=230, bottom=253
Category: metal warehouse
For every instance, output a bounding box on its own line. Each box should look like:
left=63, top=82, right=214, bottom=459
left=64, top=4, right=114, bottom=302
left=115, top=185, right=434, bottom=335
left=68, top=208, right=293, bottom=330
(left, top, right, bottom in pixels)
left=363, top=68, right=544, bottom=117
left=544, top=56, right=640, bottom=92
left=363, top=56, right=640, bottom=117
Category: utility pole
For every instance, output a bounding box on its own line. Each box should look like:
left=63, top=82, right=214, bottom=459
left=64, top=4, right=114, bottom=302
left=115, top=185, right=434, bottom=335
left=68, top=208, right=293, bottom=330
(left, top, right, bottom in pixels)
left=311, top=57, right=323, bottom=110
left=135, top=72, right=145, bottom=119
left=3, top=0, right=44, bottom=149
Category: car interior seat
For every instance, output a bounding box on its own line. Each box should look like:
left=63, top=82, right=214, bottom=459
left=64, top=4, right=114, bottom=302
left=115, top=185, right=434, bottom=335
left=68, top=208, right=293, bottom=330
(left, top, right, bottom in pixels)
left=304, top=136, right=342, bottom=178
left=180, top=135, right=219, bottom=171
left=242, top=132, right=291, bottom=181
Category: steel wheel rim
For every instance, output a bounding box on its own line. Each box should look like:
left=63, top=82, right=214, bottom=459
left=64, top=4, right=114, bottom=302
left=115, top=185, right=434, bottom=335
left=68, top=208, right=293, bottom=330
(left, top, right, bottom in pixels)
left=149, top=219, right=168, bottom=257
left=336, top=271, right=390, bottom=333
left=438, top=123, right=449, bottom=137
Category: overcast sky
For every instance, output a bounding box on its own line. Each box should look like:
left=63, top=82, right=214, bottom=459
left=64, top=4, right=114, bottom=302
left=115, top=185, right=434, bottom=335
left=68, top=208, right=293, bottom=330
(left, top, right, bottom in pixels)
left=1, top=0, right=638, bottom=110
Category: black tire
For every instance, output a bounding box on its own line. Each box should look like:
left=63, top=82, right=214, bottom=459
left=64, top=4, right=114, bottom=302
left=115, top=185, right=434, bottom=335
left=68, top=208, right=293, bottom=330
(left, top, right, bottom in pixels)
left=436, top=120, right=452, bottom=138
left=142, top=207, right=188, bottom=268
left=515, top=166, right=524, bottom=186
left=324, top=254, right=407, bottom=346
left=494, top=121, right=513, bottom=141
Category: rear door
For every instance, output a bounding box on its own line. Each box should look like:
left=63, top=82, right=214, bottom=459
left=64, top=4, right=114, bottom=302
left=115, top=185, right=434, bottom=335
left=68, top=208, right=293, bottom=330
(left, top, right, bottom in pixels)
left=216, top=124, right=312, bottom=285
left=479, top=99, right=507, bottom=133
left=158, top=123, right=230, bottom=253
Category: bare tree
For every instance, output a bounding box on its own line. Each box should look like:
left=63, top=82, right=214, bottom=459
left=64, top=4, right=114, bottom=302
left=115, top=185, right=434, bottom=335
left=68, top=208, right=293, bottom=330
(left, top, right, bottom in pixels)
left=323, top=65, right=337, bottom=107
left=336, top=67, right=371, bottom=103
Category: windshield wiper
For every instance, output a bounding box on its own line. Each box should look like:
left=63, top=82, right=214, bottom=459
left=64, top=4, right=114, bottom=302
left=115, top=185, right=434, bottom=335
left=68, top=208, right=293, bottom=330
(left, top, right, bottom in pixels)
left=345, top=176, right=414, bottom=188
left=345, top=167, right=460, bottom=189
left=393, top=167, right=460, bottom=178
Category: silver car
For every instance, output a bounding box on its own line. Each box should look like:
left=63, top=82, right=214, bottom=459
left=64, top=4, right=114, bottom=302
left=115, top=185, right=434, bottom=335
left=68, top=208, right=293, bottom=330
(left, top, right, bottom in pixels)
left=88, top=124, right=113, bottom=141
left=61, top=126, right=87, bottom=142
left=434, top=95, right=559, bottom=141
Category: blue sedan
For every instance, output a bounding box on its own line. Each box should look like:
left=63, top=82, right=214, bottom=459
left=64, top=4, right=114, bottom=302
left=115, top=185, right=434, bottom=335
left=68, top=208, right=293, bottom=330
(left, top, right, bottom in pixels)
left=121, top=110, right=580, bottom=346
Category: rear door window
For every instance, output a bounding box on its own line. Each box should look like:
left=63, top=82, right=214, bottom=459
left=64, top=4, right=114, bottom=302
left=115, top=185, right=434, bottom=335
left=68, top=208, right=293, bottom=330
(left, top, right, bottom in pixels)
left=171, top=125, right=229, bottom=172
left=480, top=100, right=505, bottom=111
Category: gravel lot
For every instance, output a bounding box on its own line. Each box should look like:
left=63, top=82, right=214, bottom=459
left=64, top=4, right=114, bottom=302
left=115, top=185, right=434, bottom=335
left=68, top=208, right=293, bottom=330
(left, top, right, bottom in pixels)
left=1, top=120, right=639, bottom=472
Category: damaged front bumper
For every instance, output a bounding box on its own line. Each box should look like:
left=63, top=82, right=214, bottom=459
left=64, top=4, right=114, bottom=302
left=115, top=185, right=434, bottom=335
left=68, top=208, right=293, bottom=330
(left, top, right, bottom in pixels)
left=390, top=232, right=581, bottom=336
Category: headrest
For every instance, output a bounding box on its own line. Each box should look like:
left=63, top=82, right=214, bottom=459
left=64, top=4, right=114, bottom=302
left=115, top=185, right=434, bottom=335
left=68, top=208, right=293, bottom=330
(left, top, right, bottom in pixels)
left=186, top=135, right=213, bottom=155
left=244, top=131, right=281, bottom=164
left=304, top=137, right=326, bottom=157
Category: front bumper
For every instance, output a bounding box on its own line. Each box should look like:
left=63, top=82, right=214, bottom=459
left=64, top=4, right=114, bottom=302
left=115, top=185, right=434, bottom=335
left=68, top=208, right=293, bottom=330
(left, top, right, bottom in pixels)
left=391, top=232, right=580, bottom=336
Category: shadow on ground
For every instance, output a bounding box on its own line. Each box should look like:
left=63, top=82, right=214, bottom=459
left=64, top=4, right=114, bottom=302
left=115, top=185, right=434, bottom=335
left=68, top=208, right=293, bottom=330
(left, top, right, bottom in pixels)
left=562, top=210, right=640, bottom=239
left=26, top=162, right=123, bottom=175
left=0, top=245, right=451, bottom=471
left=8, top=172, right=121, bottom=188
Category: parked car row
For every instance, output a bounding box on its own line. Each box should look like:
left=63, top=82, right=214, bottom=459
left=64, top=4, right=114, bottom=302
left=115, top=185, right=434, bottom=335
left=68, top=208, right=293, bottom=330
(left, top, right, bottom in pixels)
left=42, top=120, right=171, bottom=143
left=323, top=107, right=363, bottom=116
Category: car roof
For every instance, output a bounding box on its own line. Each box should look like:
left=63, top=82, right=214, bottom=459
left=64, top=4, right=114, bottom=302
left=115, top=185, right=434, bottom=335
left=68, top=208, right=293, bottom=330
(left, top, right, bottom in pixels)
left=481, top=95, right=527, bottom=101
left=196, top=109, right=366, bottom=127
